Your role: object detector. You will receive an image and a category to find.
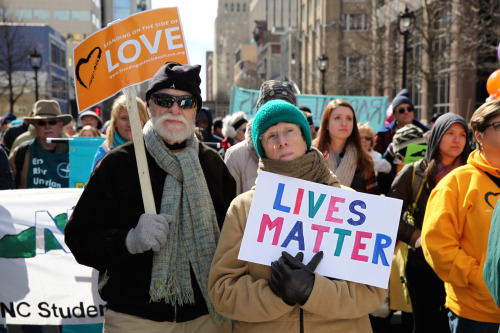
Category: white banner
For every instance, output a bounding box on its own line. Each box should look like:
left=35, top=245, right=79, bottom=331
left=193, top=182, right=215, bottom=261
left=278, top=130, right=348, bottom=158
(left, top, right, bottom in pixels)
left=238, top=171, right=402, bottom=289
left=0, top=188, right=105, bottom=325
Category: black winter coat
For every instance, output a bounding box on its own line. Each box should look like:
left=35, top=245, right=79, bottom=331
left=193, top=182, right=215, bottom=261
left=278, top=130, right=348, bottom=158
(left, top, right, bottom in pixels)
left=65, top=141, right=236, bottom=322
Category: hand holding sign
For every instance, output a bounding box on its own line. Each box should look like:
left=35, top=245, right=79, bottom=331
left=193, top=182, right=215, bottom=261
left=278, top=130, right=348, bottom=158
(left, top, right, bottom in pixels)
left=269, top=251, right=324, bottom=305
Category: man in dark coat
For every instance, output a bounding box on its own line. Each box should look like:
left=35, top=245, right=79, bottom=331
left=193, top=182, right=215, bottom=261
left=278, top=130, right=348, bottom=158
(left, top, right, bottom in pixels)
left=374, top=89, right=429, bottom=195
left=65, top=62, right=236, bottom=332
left=196, top=106, right=222, bottom=144
left=374, top=89, right=429, bottom=155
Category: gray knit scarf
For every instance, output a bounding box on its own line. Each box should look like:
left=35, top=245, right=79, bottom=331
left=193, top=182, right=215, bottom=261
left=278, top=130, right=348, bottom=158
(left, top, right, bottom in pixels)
left=325, top=143, right=357, bottom=187
left=258, top=147, right=341, bottom=188
left=142, top=120, right=225, bottom=323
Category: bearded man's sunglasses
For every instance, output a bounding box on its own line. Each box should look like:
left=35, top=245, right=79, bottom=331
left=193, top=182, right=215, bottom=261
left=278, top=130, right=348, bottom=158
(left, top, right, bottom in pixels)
left=151, top=92, right=197, bottom=110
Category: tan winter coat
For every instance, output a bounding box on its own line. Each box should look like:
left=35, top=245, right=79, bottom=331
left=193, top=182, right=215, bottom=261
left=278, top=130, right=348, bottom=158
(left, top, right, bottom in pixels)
left=208, top=189, right=387, bottom=333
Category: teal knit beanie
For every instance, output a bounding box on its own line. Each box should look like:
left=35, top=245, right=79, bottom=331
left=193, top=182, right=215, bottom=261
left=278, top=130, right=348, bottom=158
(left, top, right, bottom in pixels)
left=252, top=99, right=312, bottom=158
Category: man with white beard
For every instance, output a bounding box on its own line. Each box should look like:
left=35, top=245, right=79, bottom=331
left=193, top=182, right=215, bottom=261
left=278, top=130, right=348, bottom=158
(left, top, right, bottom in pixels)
left=65, top=62, right=236, bottom=333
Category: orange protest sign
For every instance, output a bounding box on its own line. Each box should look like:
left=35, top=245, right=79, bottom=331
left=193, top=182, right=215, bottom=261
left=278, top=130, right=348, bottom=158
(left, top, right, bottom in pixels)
left=73, top=8, right=188, bottom=111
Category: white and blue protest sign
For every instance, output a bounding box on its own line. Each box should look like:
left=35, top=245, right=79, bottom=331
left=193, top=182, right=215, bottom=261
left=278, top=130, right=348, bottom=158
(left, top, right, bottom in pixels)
left=238, top=171, right=402, bottom=288
left=229, top=86, right=389, bottom=132
left=0, top=188, right=105, bottom=326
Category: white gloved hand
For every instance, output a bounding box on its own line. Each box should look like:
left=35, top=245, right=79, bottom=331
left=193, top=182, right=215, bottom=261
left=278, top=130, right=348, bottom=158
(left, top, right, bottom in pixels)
left=414, top=236, right=421, bottom=248
left=125, top=214, right=171, bottom=254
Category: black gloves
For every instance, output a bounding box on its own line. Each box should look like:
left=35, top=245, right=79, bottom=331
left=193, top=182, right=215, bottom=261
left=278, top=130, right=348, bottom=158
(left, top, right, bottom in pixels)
left=269, top=251, right=324, bottom=305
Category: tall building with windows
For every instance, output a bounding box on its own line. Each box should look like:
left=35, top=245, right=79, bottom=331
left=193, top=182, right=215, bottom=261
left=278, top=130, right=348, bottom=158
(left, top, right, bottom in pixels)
left=214, top=0, right=252, bottom=103
left=0, top=23, right=67, bottom=115
left=371, top=1, right=485, bottom=122
left=294, top=0, right=371, bottom=96
left=0, top=0, right=150, bottom=116
left=249, top=0, right=298, bottom=83
left=102, top=0, right=151, bottom=24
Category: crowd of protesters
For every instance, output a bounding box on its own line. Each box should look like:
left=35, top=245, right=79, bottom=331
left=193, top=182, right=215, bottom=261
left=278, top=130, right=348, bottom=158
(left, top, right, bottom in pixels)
left=1, top=61, right=500, bottom=333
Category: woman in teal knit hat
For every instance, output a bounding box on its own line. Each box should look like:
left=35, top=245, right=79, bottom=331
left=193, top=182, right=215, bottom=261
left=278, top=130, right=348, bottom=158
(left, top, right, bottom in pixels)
left=209, top=99, right=386, bottom=332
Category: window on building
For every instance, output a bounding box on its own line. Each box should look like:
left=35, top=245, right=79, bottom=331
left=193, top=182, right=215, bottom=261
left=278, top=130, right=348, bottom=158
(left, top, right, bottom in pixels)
left=54, top=10, right=70, bottom=20
left=0, top=8, right=12, bottom=19
left=71, top=10, right=91, bottom=21
left=434, top=76, right=450, bottom=114
left=33, top=9, right=50, bottom=20
left=345, top=56, right=367, bottom=78
left=231, top=3, right=234, bottom=11
left=225, top=3, right=228, bottom=12
left=114, top=0, right=130, bottom=20
left=237, top=3, right=240, bottom=11
left=60, top=48, right=66, bottom=67
left=343, top=14, right=367, bottom=31
left=50, top=43, right=66, bottom=68
left=51, top=75, right=67, bottom=100
left=243, top=3, right=246, bottom=11
left=51, top=43, right=59, bottom=65
left=16, top=9, right=33, bottom=19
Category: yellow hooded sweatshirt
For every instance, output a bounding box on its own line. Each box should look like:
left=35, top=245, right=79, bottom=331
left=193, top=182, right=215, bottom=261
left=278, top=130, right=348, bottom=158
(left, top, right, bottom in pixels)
left=422, top=149, right=500, bottom=323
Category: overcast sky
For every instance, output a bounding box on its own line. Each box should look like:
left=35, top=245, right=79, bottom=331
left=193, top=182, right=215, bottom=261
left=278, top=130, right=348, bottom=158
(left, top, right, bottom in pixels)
left=151, top=0, right=219, bottom=100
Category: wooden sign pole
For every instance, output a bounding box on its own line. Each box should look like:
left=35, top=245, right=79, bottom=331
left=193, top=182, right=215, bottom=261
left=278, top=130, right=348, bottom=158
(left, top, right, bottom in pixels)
left=123, top=86, right=156, bottom=214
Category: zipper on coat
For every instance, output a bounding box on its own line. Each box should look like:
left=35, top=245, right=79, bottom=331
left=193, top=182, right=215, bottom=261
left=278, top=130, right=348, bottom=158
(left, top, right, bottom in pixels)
left=300, top=308, right=304, bottom=333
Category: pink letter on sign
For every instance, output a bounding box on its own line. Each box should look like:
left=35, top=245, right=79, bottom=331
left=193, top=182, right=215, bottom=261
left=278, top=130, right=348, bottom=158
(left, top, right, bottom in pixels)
left=257, top=214, right=284, bottom=245
left=293, top=188, right=305, bottom=215
left=325, top=196, right=346, bottom=223
left=351, top=231, right=372, bottom=262
left=311, top=224, right=330, bottom=252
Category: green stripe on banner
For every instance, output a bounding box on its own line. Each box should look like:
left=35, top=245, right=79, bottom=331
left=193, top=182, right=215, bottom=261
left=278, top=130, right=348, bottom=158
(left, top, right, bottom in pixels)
left=69, top=137, right=105, bottom=188
left=229, top=86, right=389, bottom=133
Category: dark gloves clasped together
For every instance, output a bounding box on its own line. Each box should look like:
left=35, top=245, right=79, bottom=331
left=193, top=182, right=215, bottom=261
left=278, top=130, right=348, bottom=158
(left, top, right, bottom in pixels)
left=269, top=251, right=324, bottom=305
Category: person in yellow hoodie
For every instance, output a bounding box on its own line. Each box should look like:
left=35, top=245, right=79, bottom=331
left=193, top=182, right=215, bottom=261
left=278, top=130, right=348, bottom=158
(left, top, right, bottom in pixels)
left=421, top=98, right=500, bottom=332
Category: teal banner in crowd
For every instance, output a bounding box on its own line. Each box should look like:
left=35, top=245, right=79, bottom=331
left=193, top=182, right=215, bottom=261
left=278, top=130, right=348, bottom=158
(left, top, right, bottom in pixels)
left=69, top=137, right=105, bottom=188
left=230, top=86, right=389, bottom=132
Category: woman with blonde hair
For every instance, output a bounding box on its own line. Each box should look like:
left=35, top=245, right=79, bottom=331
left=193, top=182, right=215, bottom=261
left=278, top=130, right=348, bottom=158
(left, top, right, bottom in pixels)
left=92, top=94, right=149, bottom=168
left=358, top=123, right=391, bottom=175
left=313, top=99, right=378, bottom=194
left=78, top=125, right=101, bottom=137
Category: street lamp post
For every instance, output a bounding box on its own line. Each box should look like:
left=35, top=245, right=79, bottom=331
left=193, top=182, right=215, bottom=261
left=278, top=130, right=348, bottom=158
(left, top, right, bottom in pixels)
left=291, top=52, right=302, bottom=92
left=317, top=54, right=329, bottom=95
left=29, top=48, right=42, bottom=101
left=398, top=6, right=415, bottom=89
